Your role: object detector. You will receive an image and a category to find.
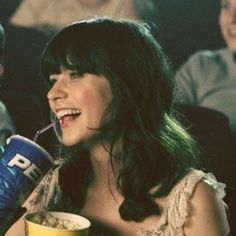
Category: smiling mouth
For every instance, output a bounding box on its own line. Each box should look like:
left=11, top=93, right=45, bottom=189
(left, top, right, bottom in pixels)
left=56, top=109, right=81, bottom=126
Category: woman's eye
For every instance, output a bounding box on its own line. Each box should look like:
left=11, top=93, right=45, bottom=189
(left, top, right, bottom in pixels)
left=70, top=72, right=82, bottom=80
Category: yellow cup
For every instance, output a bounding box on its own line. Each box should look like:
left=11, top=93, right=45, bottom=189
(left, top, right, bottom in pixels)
left=24, top=211, right=91, bottom=236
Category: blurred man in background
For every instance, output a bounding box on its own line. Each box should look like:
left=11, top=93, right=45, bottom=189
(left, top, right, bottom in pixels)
left=174, top=0, right=236, bottom=133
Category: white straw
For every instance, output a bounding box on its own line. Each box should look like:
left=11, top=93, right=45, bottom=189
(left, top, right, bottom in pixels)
left=33, top=121, right=56, bottom=142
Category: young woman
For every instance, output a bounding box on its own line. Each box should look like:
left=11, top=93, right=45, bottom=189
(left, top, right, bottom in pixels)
left=7, top=17, right=229, bottom=236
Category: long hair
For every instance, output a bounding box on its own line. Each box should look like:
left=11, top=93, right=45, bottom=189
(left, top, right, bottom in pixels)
left=41, top=17, right=199, bottom=222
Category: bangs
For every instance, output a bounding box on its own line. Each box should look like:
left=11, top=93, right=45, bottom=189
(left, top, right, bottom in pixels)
left=41, top=39, right=110, bottom=90
left=41, top=46, right=71, bottom=79
left=41, top=44, right=100, bottom=86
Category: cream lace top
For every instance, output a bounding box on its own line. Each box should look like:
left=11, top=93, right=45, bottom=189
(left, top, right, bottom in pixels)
left=137, top=169, right=226, bottom=236
left=29, top=169, right=226, bottom=236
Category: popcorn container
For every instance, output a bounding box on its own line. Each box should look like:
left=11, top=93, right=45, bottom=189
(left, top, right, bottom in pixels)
left=25, top=211, right=91, bottom=236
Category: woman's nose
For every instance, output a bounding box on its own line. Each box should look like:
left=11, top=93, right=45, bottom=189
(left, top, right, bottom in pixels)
left=47, top=79, right=67, bottom=101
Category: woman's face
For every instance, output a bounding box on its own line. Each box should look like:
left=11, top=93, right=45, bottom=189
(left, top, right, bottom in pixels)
left=219, top=0, right=236, bottom=51
left=47, top=69, right=112, bottom=146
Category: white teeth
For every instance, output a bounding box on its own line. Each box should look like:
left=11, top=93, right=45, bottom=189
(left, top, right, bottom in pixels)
left=56, top=109, right=81, bottom=119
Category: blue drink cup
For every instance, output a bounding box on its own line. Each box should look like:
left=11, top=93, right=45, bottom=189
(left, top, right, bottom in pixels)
left=0, top=135, right=54, bottom=234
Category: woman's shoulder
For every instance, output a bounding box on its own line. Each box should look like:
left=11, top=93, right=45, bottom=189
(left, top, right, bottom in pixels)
left=139, top=169, right=229, bottom=235
left=182, top=170, right=230, bottom=235
left=169, top=169, right=226, bottom=199
left=164, top=169, right=227, bottom=228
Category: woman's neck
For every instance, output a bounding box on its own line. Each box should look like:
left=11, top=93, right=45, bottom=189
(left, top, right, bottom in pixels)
left=88, top=142, right=121, bottom=188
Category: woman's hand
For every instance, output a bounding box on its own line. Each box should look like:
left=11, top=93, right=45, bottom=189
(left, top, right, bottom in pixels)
left=0, top=207, right=26, bottom=236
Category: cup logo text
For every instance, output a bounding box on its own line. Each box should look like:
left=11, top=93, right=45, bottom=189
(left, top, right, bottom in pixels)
left=7, top=154, right=42, bottom=183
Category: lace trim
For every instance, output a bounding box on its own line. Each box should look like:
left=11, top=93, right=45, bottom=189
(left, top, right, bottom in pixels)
left=137, top=169, right=226, bottom=236
left=202, top=172, right=226, bottom=198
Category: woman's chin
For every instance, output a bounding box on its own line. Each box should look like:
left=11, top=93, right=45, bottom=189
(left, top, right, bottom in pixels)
left=61, top=137, right=80, bottom=147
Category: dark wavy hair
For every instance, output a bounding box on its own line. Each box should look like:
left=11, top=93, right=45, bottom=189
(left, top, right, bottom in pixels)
left=41, top=17, right=199, bottom=222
